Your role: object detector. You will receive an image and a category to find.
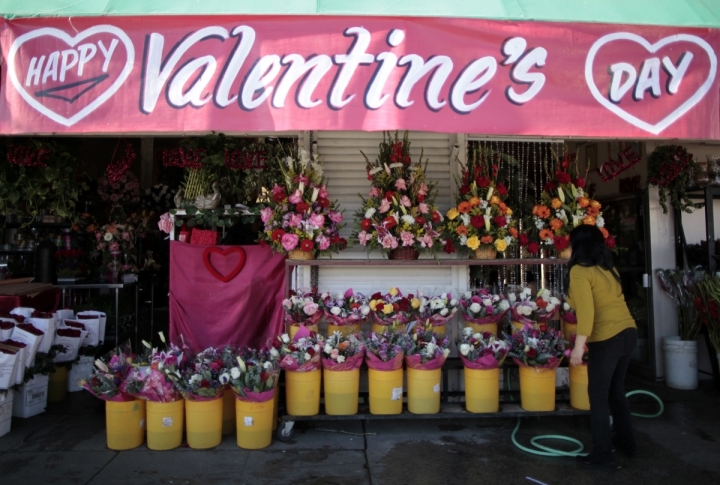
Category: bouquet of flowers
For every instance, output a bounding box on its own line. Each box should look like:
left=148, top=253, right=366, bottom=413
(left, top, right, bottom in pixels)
left=228, top=347, right=279, bottom=402
left=458, top=289, right=511, bottom=324
left=321, top=333, right=365, bottom=371
left=559, top=298, right=577, bottom=324
left=405, top=325, right=450, bottom=370
left=511, top=287, right=560, bottom=325
left=352, top=131, right=445, bottom=258
left=258, top=146, right=346, bottom=257
left=321, top=289, right=371, bottom=326
left=506, top=322, right=564, bottom=368
left=122, top=333, right=190, bottom=403
left=457, top=327, right=509, bottom=369
left=657, top=268, right=704, bottom=341
left=277, top=327, right=324, bottom=372
left=445, top=144, right=517, bottom=256
left=520, top=151, right=614, bottom=255
left=79, top=346, right=136, bottom=402
left=97, top=171, right=141, bottom=207
left=94, top=222, right=139, bottom=275
left=416, top=293, right=458, bottom=327
left=365, top=328, right=411, bottom=370
left=368, top=288, right=418, bottom=327
left=282, top=289, right=323, bottom=328
left=55, top=249, right=87, bottom=278
left=172, top=347, right=228, bottom=401
left=563, top=334, right=588, bottom=364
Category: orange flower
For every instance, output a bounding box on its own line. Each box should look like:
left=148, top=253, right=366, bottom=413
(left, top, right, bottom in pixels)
left=338, top=341, right=350, bottom=350
left=535, top=205, right=551, bottom=219
left=499, top=202, right=508, bottom=212
left=551, top=198, right=562, bottom=209
left=490, top=195, right=501, bottom=205
left=86, top=224, right=96, bottom=233
left=578, top=197, right=590, bottom=208
left=590, top=200, right=602, bottom=209
left=583, top=215, right=596, bottom=226
left=550, top=219, right=564, bottom=231
left=456, top=225, right=469, bottom=236
left=469, top=196, right=481, bottom=207
left=458, top=201, right=472, bottom=214
left=481, top=235, right=494, bottom=244
left=600, top=227, right=609, bottom=238
left=586, top=206, right=600, bottom=217
left=509, top=227, right=518, bottom=237
left=539, top=229, right=554, bottom=240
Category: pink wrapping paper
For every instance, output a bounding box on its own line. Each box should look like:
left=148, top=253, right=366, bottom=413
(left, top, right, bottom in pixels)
left=184, top=390, right=224, bottom=402
left=285, top=310, right=323, bottom=327
left=120, top=367, right=182, bottom=403
left=322, top=351, right=364, bottom=371
left=561, top=313, right=578, bottom=324
left=461, top=309, right=509, bottom=325
left=372, top=312, right=410, bottom=327
left=512, top=357, right=563, bottom=370
left=425, top=309, right=458, bottom=327
left=511, top=307, right=558, bottom=325
left=323, top=311, right=365, bottom=326
left=235, top=387, right=275, bottom=403
left=405, top=354, right=447, bottom=371
left=279, top=353, right=321, bottom=372
left=365, top=352, right=403, bottom=371
left=81, top=382, right=135, bottom=402
left=460, top=354, right=506, bottom=370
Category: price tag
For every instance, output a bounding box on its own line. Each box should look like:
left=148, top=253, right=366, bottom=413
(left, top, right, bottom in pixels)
left=433, top=384, right=440, bottom=393
left=162, top=417, right=173, bottom=427
left=244, top=417, right=254, bottom=427
left=391, top=387, right=403, bottom=401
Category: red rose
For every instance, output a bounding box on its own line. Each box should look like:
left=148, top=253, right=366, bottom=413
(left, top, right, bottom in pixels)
left=260, top=371, right=270, bottom=382
left=338, top=238, right=348, bottom=249
left=317, top=198, right=330, bottom=209
left=574, top=178, right=586, bottom=188
left=384, top=191, right=396, bottom=201
left=470, top=215, right=485, bottom=229
left=271, top=229, right=285, bottom=242
left=272, top=190, right=287, bottom=203
left=331, top=235, right=341, bottom=244
left=493, top=216, right=507, bottom=227
left=527, top=242, right=540, bottom=254
left=476, top=177, right=491, bottom=188
left=459, top=185, right=471, bottom=195
left=556, top=172, right=571, bottom=184
left=431, top=211, right=442, bottom=223
left=392, top=303, right=400, bottom=312
left=383, top=217, right=397, bottom=229
left=371, top=292, right=382, bottom=300
left=398, top=298, right=410, bottom=312
left=376, top=302, right=385, bottom=311
left=605, top=235, right=616, bottom=249
left=300, top=239, right=315, bottom=252
left=307, top=347, right=315, bottom=356
left=539, top=324, right=548, bottom=333
left=272, top=339, right=282, bottom=349
left=496, top=183, right=508, bottom=196
left=536, top=299, right=548, bottom=309
left=519, top=233, right=529, bottom=246
left=200, top=379, right=210, bottom=387
left=444, top=239, right=456, bottom=254
left=543, top=181, right=557, bottom=192
left=417, top=193, right=426, bottom=202
left=415, top=217, right=426, bottom=225
left=361, top=219, right=372, bottom=231
left=526, top=348, right=537, bottom=358
left=296, top=202, right=309, bottom=212
left=553, top=235, right=569, bottom=251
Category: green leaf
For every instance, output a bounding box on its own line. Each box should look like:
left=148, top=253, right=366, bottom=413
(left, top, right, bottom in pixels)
left=175, top=219, right=184, bottom=227
left=187, top=219, right=196, bottom=228
left=216, top=219, right=225, bottom=227
left=186, top=207, right=198, bottom=216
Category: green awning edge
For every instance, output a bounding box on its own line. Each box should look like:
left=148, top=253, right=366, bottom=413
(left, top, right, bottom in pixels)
left=0, top=0, right=719, bottom=30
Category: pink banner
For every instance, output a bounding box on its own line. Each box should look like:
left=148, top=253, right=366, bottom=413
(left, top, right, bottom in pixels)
left=169, top=242, right=285, bottom=353
left=0, top=16, right=718, bottom=138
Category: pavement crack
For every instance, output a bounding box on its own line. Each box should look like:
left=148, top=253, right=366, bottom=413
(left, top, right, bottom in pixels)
left=362, top=420, right=374, bottom=485
left=83, top=450, right=118, bottom=485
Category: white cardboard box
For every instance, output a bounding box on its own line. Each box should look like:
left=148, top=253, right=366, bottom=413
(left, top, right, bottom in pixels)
left=12, top=375, right=49, bottom=418
left=0, top=389, right=13, bottom=437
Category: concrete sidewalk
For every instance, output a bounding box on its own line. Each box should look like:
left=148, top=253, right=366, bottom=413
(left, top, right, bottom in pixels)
left=1, top=375, right=719, bottom=485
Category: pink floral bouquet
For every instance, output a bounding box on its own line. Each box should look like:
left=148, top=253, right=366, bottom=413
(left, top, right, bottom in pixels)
left=511, top=287, right=560, bottom=325
left=405, top=325, right=450, bottom=370
left=79, top=348, right=136, bottom=402
left=94, top=222, right=138, bottom=274
left=282, top=289, right=323, bottom=328
left=459, top=289, right=511, bottom=324
left=277, top=326, right=324, bottom=372
left=321, top=332, right=364, bottom=371
left=171, top=347, right=228, bottom=401
left=97, top=171, right=141, bottom=206
left=506, top=322, right=564, bottom=369
left=457, top=327, right=509, bottom=369
left=258, top=146, right=347, bottom=256
left=122, top=334, right=190, bottom=403
left=368, top=288, right=418, bottom=327
left=321, top=288, right=371, bottom=326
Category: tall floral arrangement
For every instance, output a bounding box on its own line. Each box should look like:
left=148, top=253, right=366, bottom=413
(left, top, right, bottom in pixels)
left=258, top=146, right=346, bottom=257
left=352, top=131, right=445, bottom=258
left=520, top=151, right=614, bottom=255
left=445, top=144, right=517, bottom=255
left=94, top=222, right=138, bottom=275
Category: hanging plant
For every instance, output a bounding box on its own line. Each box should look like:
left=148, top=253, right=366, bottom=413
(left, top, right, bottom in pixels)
left=648, top=145, right=701, bottom=214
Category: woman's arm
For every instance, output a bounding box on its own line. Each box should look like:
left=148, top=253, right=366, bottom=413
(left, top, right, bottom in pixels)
left=571, top=334, right=587, bottom=366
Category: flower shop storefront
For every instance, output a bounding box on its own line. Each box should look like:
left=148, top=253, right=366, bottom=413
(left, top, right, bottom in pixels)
left=1, top=2, right=720, bottom=446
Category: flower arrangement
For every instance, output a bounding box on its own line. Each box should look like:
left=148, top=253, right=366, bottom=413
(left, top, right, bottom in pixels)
left=457, top=327, right=509, bottom=369
left=97, top=171, right=141, bottom=207
left=506, top=322, right=564, bottom=368
left=282, top=289, right=323, bottom=328
left=277, top=327, right=324, bottom=372
left=79, top=348, right=135, bottom=401
left=258, top=146, right=346, bottom=257
left=559, top=299, right=577, bottom=324
left=368, top=288, right=418, bottom=327
left=445, top=144, right=517, bottom=255
left=352, top=131, right=445, bottom=258
left=172, top=347, right=228, bottom=400
left=321, top=332, right=365, bottom=370
left=122, top=334, right=190, bottom=403
left=320, top=289, right=370, bottom=326
left=521, top=151, right=614, bottom=255
left=94, top=222, right=138, bottom=277
left=563, top=334, right=588, bottom=364
left=417, top=293, right=458, bottom=327
left=228, top=347, right=279, bottom=400
left=405, top=325, right=450, bottom=370
left=55, top=249, right=87, bottom=278
left=511, top=287, right=560, bottom=325
left=364, top=328, right=411, bottom=370
left=648, top=145, right=700, bottom=214
left=458, top=289, right=511, bottom=324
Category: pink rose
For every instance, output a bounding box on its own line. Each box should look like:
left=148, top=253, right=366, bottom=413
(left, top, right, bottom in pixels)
left=400, top=196, right=412, bottom=208
left=309, top=213, right=325, bottom=228
left=289, top=189, right=303, bottom=204
left=303, top=302, right=319, bottom=316
left=288, top=213, right=303, bottom=228
left=418, top=203, right=429, bottom=214
left=330, top=349, right=339, bottom=359
left=328, top=211, right=343, bottom=223
left=395, top=178, right=407, bottom=191
left=358, top=231, right=372, bottom=246
left=260, top=207, right=274, bottom=223
left=400, top=231, right=415, bottom=247
left=418, top=183, right=428, bottom=196
left=379, top=199, right=391, bottom=213
left=316, top=234, right=330, bottom=251
left=109, top=242, right=120, bottom=252
left=122, top=232, right=131, bottom=241
left=369, top=187, right=381, bottom=198
left=318, top=186, right=329, bottom=199
left=281, top=233, right=299, bottom=251
left=421, top=233, right=434, bottom=248
left=381, top=235, right=398, bottom=249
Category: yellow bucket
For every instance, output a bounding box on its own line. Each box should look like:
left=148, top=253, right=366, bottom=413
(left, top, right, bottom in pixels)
left=569, top=364, right=590, bottom=410
left=563, top=322, right=578, bottom=343
left=327, top=323, right=361, bottom=337
left=235, top=397, right=274, bottom=449
left=368, top=368, right=403, bottom=415
left=285, top=369, right=321, bottom=416
left=424, top=325, right=446, bottom=336
left=106, top=399, right=145, bottom=450
left=323, top=368, right=360, bottom=415
left=518, top=365, right=556, bottom=412
left=185, top=395, right=223, bottom=449
left=48, top=366, right=68, bottom=402
left=146, top=399, right=184, bottom=450
left=371, top=323, right=406, bottom=334
left=464, top=367, right=499, bottom=413
left=465, top=322, right=498, bottom=337
left=289, top=324, right=318, bottom=340
left=407, top=367, right=442, bottom=414
left=222, top=390, right=236, bottom=434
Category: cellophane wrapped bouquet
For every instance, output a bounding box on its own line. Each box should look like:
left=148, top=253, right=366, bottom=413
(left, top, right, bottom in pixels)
left=321, top=288, right=371, bottom=326
left=368, top=288, right=418, bottom=328
left=122, top=333, right=190, bottom=403
left=506, top=322, right=564, bottom=369
left=511, top=287, right=560, bottom=325
left=277, top=326, right=324, bottom=372
left=321, top=332, right=365, bottom=371
left=282, top=289, right=323, bottom=328
left=228, top=347, right=280, bottom=402
left=457, top=327, right=509, bottom=369
left=172, top=347, right=228, bottom=401
left=458, top=289, right=511, bottom=325
left=80, top=344, right=136, bottom=402
left=364, top=327, right=411, bottom=371
left=416, top=293, right=458, bottom=328
left=405, top=325, right=450, bottom=370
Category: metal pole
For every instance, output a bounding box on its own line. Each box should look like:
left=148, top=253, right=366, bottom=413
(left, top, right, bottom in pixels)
left=115, top=287, right=120, bottom=351
left=150, top=279, right=155, bottom=344
left=134, top=282, right=139, bottom=349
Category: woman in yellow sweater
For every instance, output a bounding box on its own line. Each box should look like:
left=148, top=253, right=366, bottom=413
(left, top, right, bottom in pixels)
left=567, top=224, right=637, bottom=470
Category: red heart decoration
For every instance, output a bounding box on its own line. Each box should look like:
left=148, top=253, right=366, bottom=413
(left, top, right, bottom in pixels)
left=203, top=246, right=246, bottom=283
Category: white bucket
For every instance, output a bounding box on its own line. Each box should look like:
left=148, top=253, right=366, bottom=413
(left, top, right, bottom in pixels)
left=0, top=390, right=13, bottom=437
left=662, top=336, right=698, bottom=390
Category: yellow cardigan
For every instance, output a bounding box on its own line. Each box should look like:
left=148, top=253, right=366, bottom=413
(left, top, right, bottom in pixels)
left=566, top=265, right=636, bottom=343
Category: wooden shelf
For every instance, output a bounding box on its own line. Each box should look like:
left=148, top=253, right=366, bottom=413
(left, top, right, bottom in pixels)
left=286, top=258, right=568, bottom=267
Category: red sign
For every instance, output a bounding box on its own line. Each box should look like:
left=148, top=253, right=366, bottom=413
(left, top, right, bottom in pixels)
left=0, top=16, right=718, bottom=138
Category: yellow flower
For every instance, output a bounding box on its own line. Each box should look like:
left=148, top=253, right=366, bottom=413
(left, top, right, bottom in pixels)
left=467, top=236, right=480, bottom=250
left=389, top=287, right=399, bottom=297
left=506, top=208, right=513, bottom=216
left=494, top=239, right=507, bottom=252
left=411, top=298, right=421, bottom=309
left=490, top=196, right=500, bottom=205
left=447, top=208, right=459, bottom=220
left=469, top=197, right=481, bottom=207
left=369, top=300, right=378, bottom=311
left=382, top=304, right=393, bottom=315
left=551, top=198, right=563, bottom=209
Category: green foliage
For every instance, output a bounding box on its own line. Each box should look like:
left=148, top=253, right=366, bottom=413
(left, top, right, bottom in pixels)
left=648, top=145, right=702, bottom=214
left=170, top=206, right=238, bottom=230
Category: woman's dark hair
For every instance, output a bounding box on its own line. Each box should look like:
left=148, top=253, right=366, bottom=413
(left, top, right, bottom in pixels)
left=567, top=224, right=621, bottom=283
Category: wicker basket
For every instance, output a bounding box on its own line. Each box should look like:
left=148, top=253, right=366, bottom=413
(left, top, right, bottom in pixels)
left=474, top=245, right=497, bottom=260
left=288, top=249, right=316, bottom=260
left=558, top=248, right=572, bottom=259
left=388, top=247, right=419, bottom=260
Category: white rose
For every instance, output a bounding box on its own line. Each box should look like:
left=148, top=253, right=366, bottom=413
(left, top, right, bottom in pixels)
left=462, top=327, right=473, bottom=336
left=304, top=352, right=312, bottom=361
left=337, top=355, right=346, bottom=363
left=518, top=306, right=532, bottom=316
left=459, top=343, right=471, bottom=356
left=331, top=306, right=342, bottom=316
left=563, top=302, right=571, bottom=311
left=508, top=293, right=517, bottom=303
left=469, top=303, right=481, bottom=313
left=103, top=232, right=113, bottom=241
left=281, top=334, right=290, bottom=343
left=443, top=348, right=451, bottom=358
left=314, top=344, right=321, bottom=352
left=365, top=208, right=376, bottom=219
left=230, top=367, right=241, bottom=379
left=360, top=305, right=370, bottom=316
left=546, top=303, right=556, bottom=313
left=464, top=292, right=472, bottom=299
left=498, top=300, right=510, bottom=311
left=529, top=302, right=538, bottom=310
left=324, top=344, right=333, bottom=354
left=440, top=308, right=448, bottom=316
left=450, top=299, right=458, bottom=307
left=401, top=214, right=415, bottom=225
left=482, top=299, right=492, bottom=307
left=549, top=297, right=560, bottom=305
left=263, top=362, right=273, bottom=370
left=270, top=347, right=279, bottom=357
left=426, top=343, right=436, bottom=355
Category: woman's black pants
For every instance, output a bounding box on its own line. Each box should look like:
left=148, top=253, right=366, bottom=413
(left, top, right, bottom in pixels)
left=586, top=328, right=637, bottom=459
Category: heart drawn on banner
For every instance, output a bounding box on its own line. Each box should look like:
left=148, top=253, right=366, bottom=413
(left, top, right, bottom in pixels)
left=585, top=32, right=717, bottom=135
left=6, top=25, right=135, bottom=127
left=203, top=247, right=247, bottom=283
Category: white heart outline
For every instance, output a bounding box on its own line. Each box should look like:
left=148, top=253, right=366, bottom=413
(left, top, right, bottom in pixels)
left=7, top=25, right=135, bottom=127
left=585, top=32, right=717, bottom=135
